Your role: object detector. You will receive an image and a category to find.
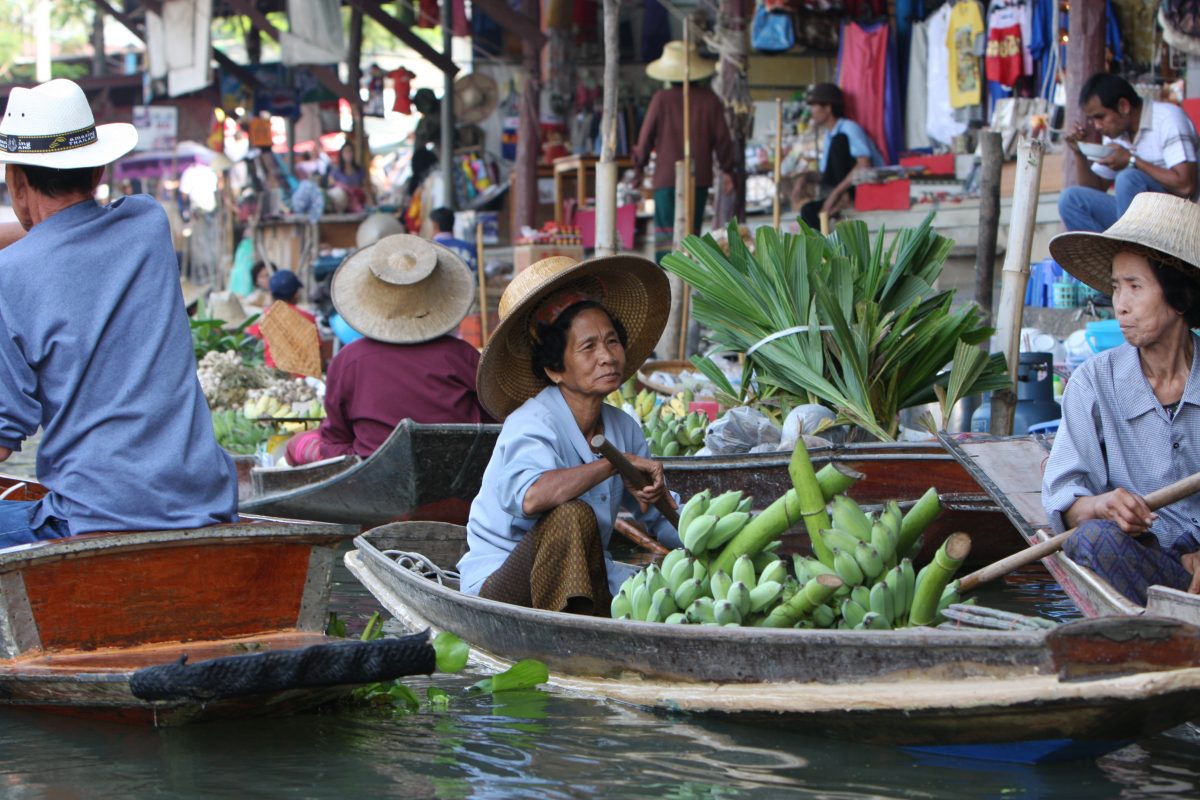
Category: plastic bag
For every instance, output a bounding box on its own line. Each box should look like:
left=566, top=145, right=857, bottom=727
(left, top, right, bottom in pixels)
left=751, top=5, right=795, bottom=53
left=704, top=406, right=781, bottom=455
left=779, top=404, right=836, bottom=451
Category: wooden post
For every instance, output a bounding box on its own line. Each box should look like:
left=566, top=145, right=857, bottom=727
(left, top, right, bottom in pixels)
left=595, top=0, right=620, bottom=256
left=713, top=0, right=749, bottom=226
left=975, top=130, right=1004, bottom=324
left=773, top=97, right=783, bottom=228
left=347, top=5, right=372, bottom=207
left=441, top=0, right=456, bottom=211
left=1063, top=2, right=1106, bottom=188
left=513, top=0, right=541, bottom=230
left=675, top=23, right=696, bottom=360
left=476, top=223, right=489, bottom=345
left=990, top=137, right=1045, bottom=436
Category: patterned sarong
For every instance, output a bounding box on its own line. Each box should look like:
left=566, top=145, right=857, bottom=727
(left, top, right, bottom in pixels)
left=1062, top=520, right=1193, bottom=606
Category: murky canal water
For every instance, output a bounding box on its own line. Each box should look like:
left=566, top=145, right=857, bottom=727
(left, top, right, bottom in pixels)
left=3, top=452, right=1200, bottom=797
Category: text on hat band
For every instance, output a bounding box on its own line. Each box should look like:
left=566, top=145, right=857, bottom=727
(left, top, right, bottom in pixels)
left=0, top=124, right=98, bottom=155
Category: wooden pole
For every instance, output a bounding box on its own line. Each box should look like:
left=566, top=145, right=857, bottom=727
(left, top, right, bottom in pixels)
left=990, top=137, right=1045, bottom=436
left=476, top=223, right=489, bottom=346
left=595, top=0, right=620, bottom=256
left=1063, top=2, right=1107, bottom=189
left=591, top=435, right=680, bottom=528
left=773, top=97, right=783, bottom=229
left=513, top=0, right=540, bottom=230
left=975, top=130, right=1004, bottom=324
left=677, top=23, right=694, bottom=359
left=441, top=0, right=456, bottom=211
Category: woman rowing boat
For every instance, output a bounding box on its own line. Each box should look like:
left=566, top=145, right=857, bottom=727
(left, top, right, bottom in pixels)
left=457, top=255, right=681, bottom=614
left=1043, top=192, right=1200, bottom=604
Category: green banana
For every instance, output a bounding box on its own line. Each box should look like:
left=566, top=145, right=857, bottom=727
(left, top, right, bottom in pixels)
left=682, top=514, right=718, bottom=554
left=899, top=558, right=916, bottom=625
left=706, top=490, right=744, bottom=519
left=726, top=581, right=751, bottom=618
left=673, top=577, right=703, bottom=609
left=687, top=597, right=716, bottom=624
left=861, top=611, right=892, bottom=630
left=832, top=548, right=865, bottom=586
left=708, top=511, right=751, bottom=549
left=840, top=597, right=868, bottom=628
left=709, top=569, right=733, bottom=602
left=644, top=564, right=668, bottom=596
left=631, top=584, right=651, bottom=621
left=749, top=580, right=783, bottom=613
left=649, top=586, right=677, bottom=622
left=660, top=548, right=686, bottom=580
left=758, top=559, right=788, bottom=587
left=884, top=565, right=907, bottom=622
left=664, top=612, right=688, bottom=625
left=731, top=554, right=757, bottom=591
left=758, top=574, right=843, bottom=628
left=853, top=540, right=884, bottom=581
left=713, top=599, right=742, bottom=626
left=666, top=553, right=693, bottom=591
left=692, top=559, right=708, bottom=584
left=662, top=440, right=681, bottom=457
left=871, top=521, right=897, bottom=567
left=610, top=590, right=631, bottom=619
left=752, top=550, right=782, bottom=575
left=736, top=496, right=753, bottom=514
left=851, top=584, right=871, bottom=610
left=831, top=495, right=872, bottom=541
left=811, top=603, right=837, bottom=628
left=820, top=527, right=862, bottom=554
left=676, top=491, right=710, bottom=542
left=869, top=580, right=895, bottom=626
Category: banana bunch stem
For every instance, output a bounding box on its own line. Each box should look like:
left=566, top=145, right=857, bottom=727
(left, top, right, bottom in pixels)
left=788, top=442, right=835, bottom=567
left=909, top=532, right=971, bottom=626
left=897, top=487, right=941, bottom=557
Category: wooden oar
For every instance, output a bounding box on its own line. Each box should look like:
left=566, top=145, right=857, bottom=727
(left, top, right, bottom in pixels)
left=959, top=470, right=1200, bottom=593
left=590, top=434, right=680, bottom=528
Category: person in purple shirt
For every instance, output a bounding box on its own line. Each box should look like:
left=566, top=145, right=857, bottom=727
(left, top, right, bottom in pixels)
left=285, top=234, right=493, bottom=466
left=0, top=79, right=237, bottom=546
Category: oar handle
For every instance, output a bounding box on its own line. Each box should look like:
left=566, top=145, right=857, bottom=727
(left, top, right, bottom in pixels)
left=590, top=434, right=680, bottom=529
left=959, top=470, right=1200, bottom=593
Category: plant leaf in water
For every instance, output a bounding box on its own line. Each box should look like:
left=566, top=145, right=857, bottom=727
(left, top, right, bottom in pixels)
left=386, top=682, right=421, bottom=712
left=360, top=611, right=383, bottom=641
left=433, top=631, right=469, bottom=674
left=325, top=612, right=347, bottom=638
left=468, top=659, right=550, bottom=694
left=427, top=686, right=451, bottom=710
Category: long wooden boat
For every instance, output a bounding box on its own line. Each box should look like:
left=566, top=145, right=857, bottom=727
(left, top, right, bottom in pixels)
left=939, top=435, right=1200, bottom=624
left=346, top=523, right=1200, bottom=763
left=240, top=425, right=1019, bottom=565
left=0, top=475, right=439, bottom=725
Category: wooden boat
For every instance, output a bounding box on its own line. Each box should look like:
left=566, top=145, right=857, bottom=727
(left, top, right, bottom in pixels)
left=939, top=434, right=1200, bottom=624
left=240, top=424, right=1019, bottom=565
left=346, top=522, right=1200, bottom=763
left=0, top=475, right=439, bottom=725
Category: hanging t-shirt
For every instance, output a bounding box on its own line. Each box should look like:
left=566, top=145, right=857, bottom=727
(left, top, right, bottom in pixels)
left=986, top=0, right=1033, bottom=87
left=925, top=5, right=966, bottom=144
left=947, top=0, right=984, bottom=108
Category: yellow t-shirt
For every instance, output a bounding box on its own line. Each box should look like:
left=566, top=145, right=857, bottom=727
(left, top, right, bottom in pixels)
left=947, top=1, right=984, bottom=109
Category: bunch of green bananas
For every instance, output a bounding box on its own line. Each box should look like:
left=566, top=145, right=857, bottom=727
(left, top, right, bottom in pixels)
left=604, top=377, right=642, bottom=412
left=677, top=489, right=755, bottom=555
left=644, top=408, right=707, bottom=457
left=210, top=409, right=272, bottom=455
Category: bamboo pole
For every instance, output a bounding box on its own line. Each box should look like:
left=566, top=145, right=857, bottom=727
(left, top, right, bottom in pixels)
left=975, top=131, right=1004, bottom=325
left=476, top=222, right=489, bottom=345
left=773, top=97, right=783, bottom=229
left=440, top=0, right=455, bottom=211
left=595, top=0, right=620, bottom=256
left=676, top=21, right=694, bottom=359
left=989, top=137, right=1045, bottom=436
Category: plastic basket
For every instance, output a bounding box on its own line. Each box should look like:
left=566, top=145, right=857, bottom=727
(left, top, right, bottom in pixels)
left=1052, top=280, right=1078, bottom=309
left=1085, top=319, right=1124, bottom=353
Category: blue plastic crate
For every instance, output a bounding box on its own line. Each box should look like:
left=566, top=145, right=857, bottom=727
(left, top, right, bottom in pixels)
left=1085, top=319, right=1124, bottom=353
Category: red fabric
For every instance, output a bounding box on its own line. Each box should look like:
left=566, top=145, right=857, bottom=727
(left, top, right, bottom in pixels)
left=417, top=0, right=468, bottom=34
left=845, top=0, right=885, bottom=18
left=854, top=180, right=910, bottom=212
left=286, top=429, right=323, bottom=466
left=315, top=335, right=495, bottom=460
left=246, top=303, right=317, bottom=370
left=632, top=86, right=736, bottom=191
left=390, top=68, right=415, bottom=114
left=838, top=22, right=889, bottom=170
left=985, top=24, right=1024, bottom=87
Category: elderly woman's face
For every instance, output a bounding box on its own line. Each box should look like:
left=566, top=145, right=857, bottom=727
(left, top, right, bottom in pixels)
left=546, top=307, right=626, bottom=398
left=1112, top=251, right=1185, bottom=348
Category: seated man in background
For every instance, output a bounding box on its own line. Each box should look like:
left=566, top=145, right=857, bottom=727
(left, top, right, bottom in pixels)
left=429, top=206, right=477, bottom=272
left=285, top=234, right=493, bottom=466
left=1059, top=73, right=1199, bottom=233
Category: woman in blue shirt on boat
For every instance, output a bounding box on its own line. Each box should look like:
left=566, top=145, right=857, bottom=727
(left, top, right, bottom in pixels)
left=1043, top=192, right=1200, bottom=604
left=457, top=255, right=682, bottom=614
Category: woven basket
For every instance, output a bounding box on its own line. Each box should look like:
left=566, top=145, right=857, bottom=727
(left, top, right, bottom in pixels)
left=260, top=301, right=322, bottom=377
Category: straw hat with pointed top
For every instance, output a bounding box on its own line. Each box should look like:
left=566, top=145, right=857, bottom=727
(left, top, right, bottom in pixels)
left=0, top=78, right=137, bottom=169
left=476, top=255, right=670, bottom=421
left=454, top=73, right=499, bottom=125
left=331, top=233, right=473, bottom=344
left=1049, top=192, right=1200, bottom=294
left=646, top=41, right=716, bottom=83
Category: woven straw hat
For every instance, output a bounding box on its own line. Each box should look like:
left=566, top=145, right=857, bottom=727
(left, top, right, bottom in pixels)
left=454, top=73, right=499, bottom=125
left=646, top=41, right=716, bottom=83
left=207, top=290, right=252, bottom=329
left=1049, top=193, right=1200, bottom=294
left=260, top=300, right=322, bottom=377
left=476, top=255, right=670, bottom=421
left=330, top=233, right=473, bottom=344
left=0, top=78, right=137, bottom=168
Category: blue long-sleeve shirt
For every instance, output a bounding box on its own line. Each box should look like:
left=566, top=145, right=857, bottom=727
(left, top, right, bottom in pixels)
left=0, top=195, right=237, bottom=534
left=458, top=386, right=681, bottom=596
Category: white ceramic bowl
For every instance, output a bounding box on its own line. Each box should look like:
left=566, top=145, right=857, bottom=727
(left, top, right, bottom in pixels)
left=1077, top=142, right=1115, bottom=161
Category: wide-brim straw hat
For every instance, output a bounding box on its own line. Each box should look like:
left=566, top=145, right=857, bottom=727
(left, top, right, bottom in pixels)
left=454, top=73, right=499, bottom=125
left=0, top=78, right=137, bottom=168
left=646, top=41, right=716, bottom=83
left=207, top=290, right=253, bottom=329
left=476, top=255, right=670, bottom=421
left=1048, top=192, right=1200, bottom=294
left=330, top=233, right=473, bottom=344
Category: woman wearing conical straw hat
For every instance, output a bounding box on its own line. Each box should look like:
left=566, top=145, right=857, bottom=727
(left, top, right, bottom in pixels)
left=457, top=255, right=681, bottom=614
left=1042, top=193, right=1200, bottom=604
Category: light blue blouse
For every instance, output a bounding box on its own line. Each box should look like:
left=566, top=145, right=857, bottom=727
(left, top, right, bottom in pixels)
left=457, top=385, right=682, bottom=597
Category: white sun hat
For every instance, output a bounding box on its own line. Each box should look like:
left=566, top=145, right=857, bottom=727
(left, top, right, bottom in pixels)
left=0, top=79, right=138, bottom=169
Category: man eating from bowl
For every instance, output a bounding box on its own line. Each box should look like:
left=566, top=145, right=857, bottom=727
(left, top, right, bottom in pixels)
left=1058, top=73, right=1199, bottom=234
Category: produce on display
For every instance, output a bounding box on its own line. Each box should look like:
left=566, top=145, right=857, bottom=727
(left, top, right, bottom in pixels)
left=197, top=351, right=326, bottom=453
left=209, top=409, right=273, bottom=455
left=662, top=217, right=1011, bottom=441
left=607, top=385, right=712, bottom=457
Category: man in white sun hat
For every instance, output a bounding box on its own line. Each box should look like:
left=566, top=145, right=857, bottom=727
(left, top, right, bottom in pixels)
left=0, top=79, right=237, bottom=547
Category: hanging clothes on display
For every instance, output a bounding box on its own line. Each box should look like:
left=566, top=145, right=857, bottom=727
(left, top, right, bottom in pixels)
left=390, top=68, right=416, bottom=114
left=905, top=18, right=932, bottom=150
left=925, top=4, right=967, bottom=145
left=838, top=21, right=897, bottom=164
left=947, top=0, right=985, bottom=109
left=985, top=0, right=1032, bottom=87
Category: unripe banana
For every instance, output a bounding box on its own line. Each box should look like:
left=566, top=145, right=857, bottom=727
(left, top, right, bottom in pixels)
left=692, top=559, right=708, bottom=584
left=631, top=584, right=651, bottom=621
left=832, top=547, right=865, bottom=586
left=736, top=496, right=753, bottom=514
left=676, top=491, right=710, bottom=540
left=831, top=495, right=872, bottom=541
left=673, top=577, right=703, bottom=610
left=862, top=611, right=892, bottom=630
left=706, top=490, right=745, bottom=519
left=660, top=548, right=685, bottom=578
left=666, top=554, right=693, bottom=591
left=687, top=597, right=716, bottom=624
left=682, top=514, right=718, bottom=554
left=725, top=581, right=750, bottom=618
left=708, top=511, right=751, bottom=549
left=749, top=580, right=783, bottom=613
left=899, top=558, right=917, bottom=624
left=709, top=569, right=733, bottom=602
left=884, top=500, right=904, bottom=539
left=840, top=597, right=868, bottom=628
left=649, top=586, right=677, bottom=622
left=610, top=590, right=631, bottom=619
left=752, top=551, right=781, bottom=575
left=758, top=559, right=788, bottom=587
left=871, top=521, right=898, bottom=567
left=869, top=580, right=895, bottom=625
left=675, top=426, right=693, bottom=446
left=664, top=612, right=688, bottom=624
left=821, top=527, right=862, bottom=554
left=851, top=584, right=871, bottom=610
left=811, top=603, right=837, bottom=628
left=853, top=540, right=884, bottom=581
left=662, top=440, right=681, bottom=457
left=644, top=564, right=668, bottom=596
left=713, top=599, right=742, bottom=626
left=792, top=556, right=835, bottom=585
left=731, top=554, right=757, bottom=591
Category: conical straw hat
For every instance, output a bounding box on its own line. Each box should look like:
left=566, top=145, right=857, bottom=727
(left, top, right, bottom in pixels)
left=260, top=300, right=322, bottom=378
left=476, top=254, right=670, bottom=421
left=331, top=233, right=473, bottom=344
left=1049, top=192, right=1200, bottom=294
left=646, top=41, right=716, bottom=83
left=454, top=73, right=499, bottom=125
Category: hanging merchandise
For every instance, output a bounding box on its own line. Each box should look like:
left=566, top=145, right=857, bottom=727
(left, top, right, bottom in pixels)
left=454, top=73, right=500, bottom=125
left=390, top=68, right=415, bottom=114
left=145, top=0, right=213, bottom=98
left=280, top=0, right=346, bottom=66
left=363, top=64, right=386, bottom=117
left=985, top=0, right=1032, bottom=88
left=838, top=21, right=894, bottom=163
left=925, top=4, right=967, bottom=145
left=751, top=4, right=796, bottom=53
left=947, top=0, right=985, bottom=109
left=417, top=0, right=470, bottom=35
left=905, top=19, right=931, bottom=150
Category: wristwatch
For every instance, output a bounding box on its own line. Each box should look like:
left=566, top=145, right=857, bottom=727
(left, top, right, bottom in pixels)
left=1129, top=153, right=1138, bottom=170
